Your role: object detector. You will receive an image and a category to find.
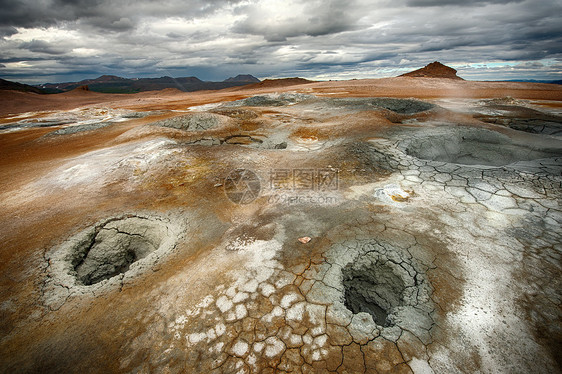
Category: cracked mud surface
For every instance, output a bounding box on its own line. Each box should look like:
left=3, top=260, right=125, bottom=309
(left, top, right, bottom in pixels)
left=41, top=214, right=185, bottom=311
left=0, top=78, right=561, bottom=373
left=399, top=126, right=561, bottom=166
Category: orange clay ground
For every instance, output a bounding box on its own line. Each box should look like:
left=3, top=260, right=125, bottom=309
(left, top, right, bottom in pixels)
left=0, top=77, right=561, bottom=373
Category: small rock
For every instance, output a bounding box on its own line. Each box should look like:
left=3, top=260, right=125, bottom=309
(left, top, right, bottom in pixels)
left=298, top=237, right=312, bottom=244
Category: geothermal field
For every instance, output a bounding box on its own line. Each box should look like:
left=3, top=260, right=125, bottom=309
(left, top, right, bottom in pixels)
left=0, top=72, right=561, bottom=373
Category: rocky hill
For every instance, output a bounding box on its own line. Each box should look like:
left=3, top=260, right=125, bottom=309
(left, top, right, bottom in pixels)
left=400, top=61, right=463, bottom=80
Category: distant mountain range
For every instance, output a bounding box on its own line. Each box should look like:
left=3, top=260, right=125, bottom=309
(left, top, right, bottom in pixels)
left=33, top=74, right=260, bottom=93
left=1, top=70, right=561, bottom=95
left=0, top=74, right=260, bottom=94
left=0, top=78, right=45, bottom=94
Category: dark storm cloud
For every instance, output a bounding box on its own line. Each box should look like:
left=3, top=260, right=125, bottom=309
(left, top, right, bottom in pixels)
left=0, top=0, right=561, bottom=83
left=19, top=39, right=67, bottom=55
left=232, top=0, right=360, bottom=42
left=0, top=0, right=244, bottom=31
left=0, top=0, right=106, bottom=29
left=0, top=26, right=17, bottom=36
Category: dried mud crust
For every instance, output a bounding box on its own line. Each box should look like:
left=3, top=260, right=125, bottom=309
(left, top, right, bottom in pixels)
left=156, top=230, right=436, bottom=373
left=47, top=121, right=114, bottom=136
left=180, top=134, right=289, bottom=149
left=152, top=95, right=436, bottom=152
left=42, top=213, right=184, bottom=310
left=224, top=93, right=315, bottom=107
left=146, top=109, right=291, bottom=149
left=396, top=126, right=562, bottom=167
left=2, top=87, right=561, bottom=373
left=321, top=239, right=435, bottom=343
left=0, top=108, right=152, bottom=133
left=474, top=101, right=562, bottom=137
left=323, top=97, right=435, bottom=115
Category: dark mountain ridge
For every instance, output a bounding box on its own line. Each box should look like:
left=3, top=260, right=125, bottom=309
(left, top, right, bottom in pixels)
left=33, top=74, right=261, bottom=93
left=0, top=78, right=45, bottom=94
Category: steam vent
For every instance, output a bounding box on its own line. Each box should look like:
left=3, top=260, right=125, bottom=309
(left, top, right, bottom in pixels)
left=1, top=64, right=561, bottom=373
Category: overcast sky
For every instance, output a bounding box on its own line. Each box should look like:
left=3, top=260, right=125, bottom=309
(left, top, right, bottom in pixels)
left=0, top=0, right=561, bottom=84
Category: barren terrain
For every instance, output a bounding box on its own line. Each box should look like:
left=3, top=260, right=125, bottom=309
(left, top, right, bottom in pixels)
left=0, top=77, right=561, bottom=373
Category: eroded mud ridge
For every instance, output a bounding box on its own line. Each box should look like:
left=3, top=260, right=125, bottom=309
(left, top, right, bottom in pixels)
left=152, top=112, right=226, bottom=131
left=225, top=93, right=435, bottom=115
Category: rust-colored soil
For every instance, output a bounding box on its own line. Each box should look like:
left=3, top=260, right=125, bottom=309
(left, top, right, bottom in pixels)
left=0, top=77, right=560, bottom=373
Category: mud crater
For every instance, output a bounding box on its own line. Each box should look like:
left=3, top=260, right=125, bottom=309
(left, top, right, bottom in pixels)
left=343, top=260, right=406, bottom=327
left=71, top=217, right=166, bottom=285
left=43, top=214, right=183, bottom=309
left=401, top=126, right=562, bottom=166
left=321, top=239, right=434, bottom=342
left=339, top=243, right=428, bottom=330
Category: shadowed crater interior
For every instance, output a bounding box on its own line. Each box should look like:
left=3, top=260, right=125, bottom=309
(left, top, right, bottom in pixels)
left=70, top=216, right=168, bottom=285
left=343, top=261, right=406, bottom=327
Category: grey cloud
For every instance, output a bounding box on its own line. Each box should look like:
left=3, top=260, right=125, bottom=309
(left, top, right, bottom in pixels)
left=1, top=0, right=560, bottom=83
left=232, top=0, right=359, bottom=41
left=78, top=16, right=135, bottom=32
left=166, top=32, right=183, bottom=39
left=19, top=39, right=67, bottom=55
left=0, top=26, right=17, bottom=36
left=0, top=0, right=244, bottom=31
left=0, top=0, right=131, bottom=31
left=0, top=0, right=96, bottom=28
left=406, top=0, right=524, bottom=6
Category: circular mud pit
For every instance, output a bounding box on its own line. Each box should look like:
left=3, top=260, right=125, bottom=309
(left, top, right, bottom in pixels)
left=72, top=217, right=168, bottom=285
left=321, top=239, right=434, bottom=343
left=44, top=214, right=182, bottom=303
left=401, top=126, right=562, bottom=166
left=343, top=261, right=406, bottom=327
